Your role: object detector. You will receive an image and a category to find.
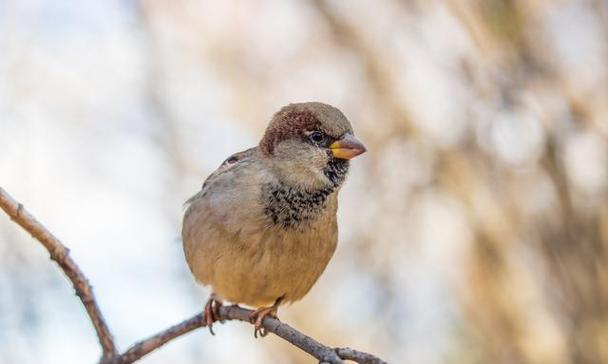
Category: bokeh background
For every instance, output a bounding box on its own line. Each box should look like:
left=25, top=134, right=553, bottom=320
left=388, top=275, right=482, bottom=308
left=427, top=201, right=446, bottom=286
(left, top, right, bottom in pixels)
left=1, top=1, right=608, bottom=363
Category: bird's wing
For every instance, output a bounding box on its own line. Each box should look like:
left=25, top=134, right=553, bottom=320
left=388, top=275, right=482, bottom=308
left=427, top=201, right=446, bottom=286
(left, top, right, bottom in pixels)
left=184, top=147, right=258, bottom=206
left=182, top=146, right=270, bottom=286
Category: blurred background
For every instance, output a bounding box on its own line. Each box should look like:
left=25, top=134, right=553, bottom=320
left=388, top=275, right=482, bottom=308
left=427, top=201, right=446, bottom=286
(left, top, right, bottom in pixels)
left=1, top=0, right=608, bottom=363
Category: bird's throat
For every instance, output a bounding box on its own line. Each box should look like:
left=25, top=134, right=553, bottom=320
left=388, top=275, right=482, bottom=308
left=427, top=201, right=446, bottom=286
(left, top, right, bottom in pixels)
left=262, top=158, right=348, bottom=229
left=262, top=182, right=336, bottom=229
left=324, top=158, right=349, bottom=188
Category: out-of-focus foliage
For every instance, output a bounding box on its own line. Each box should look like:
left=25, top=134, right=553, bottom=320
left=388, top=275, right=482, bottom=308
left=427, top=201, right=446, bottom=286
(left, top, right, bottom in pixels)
left=1, top=1, right=607, bottom=363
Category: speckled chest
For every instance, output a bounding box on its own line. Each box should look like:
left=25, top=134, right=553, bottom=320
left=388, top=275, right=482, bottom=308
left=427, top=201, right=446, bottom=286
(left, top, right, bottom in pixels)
left=262, top=183, right=334, bottom=229
left=262, top=159, right=349, bottom=229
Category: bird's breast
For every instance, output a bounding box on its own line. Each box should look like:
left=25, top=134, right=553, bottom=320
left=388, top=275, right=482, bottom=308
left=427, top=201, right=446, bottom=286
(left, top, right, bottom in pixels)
left=211, top=209, right=338, bottom=307
left=261, top=181, right=337, bottom=230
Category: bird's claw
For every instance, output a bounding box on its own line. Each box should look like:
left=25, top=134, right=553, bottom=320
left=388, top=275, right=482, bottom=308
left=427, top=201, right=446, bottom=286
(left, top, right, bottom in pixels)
left=249, top=305, right=278, bottom=338
left=204, top=295, right=223, bottom=335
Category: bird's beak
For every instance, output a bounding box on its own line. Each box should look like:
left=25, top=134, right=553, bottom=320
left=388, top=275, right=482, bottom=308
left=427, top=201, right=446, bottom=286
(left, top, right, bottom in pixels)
left=330, top=134, right=367, bottom=160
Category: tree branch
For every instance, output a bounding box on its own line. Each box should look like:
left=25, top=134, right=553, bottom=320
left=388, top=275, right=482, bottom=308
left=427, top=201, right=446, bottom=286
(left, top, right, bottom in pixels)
left=0, top=186, right=387, bottom=364
left=0, top=187, right=118, bottom=361
left=111, top=305, right=385, bottom=364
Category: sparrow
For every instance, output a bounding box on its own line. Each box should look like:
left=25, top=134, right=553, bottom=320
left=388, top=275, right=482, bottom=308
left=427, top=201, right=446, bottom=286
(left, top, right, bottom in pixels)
left=182, top=102, right=366, bottom=337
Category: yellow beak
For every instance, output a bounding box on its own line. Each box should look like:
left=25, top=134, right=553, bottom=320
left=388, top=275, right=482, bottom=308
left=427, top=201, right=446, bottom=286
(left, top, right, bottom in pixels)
left=330, top=134, right=367, bottom=160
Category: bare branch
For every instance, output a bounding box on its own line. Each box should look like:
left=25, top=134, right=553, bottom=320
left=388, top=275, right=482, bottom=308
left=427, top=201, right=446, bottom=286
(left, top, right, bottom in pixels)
left=112, top=305, right=386, bottom=364
left=336, top=348, right=387, bottom=364
left=0, top=186, right=387, bottom=364
left=0, top=187, right=118, bottom=361
left=109, top=313, right=205, bottom=364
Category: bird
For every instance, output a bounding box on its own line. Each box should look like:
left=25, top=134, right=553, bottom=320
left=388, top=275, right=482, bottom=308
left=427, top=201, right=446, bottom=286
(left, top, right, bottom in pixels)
left=182, top=102, right=366, bottom=337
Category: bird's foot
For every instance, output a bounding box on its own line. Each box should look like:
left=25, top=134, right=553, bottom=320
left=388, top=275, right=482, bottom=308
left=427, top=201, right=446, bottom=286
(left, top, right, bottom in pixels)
left=249, top=297, right=283, bottom=338
left=249, top=306, right=277, bottom=338
left=203, top=294, right=223, bottom=335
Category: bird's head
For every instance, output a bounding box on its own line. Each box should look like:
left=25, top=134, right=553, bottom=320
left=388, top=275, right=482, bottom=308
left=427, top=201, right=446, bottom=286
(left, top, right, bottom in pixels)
left=259, top=102, right=366, bottom=190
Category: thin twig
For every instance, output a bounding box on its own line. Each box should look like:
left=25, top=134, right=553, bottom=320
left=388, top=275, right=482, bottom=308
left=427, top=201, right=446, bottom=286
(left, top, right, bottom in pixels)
left=0, top=186, right=387, bottom=364
left=0, top=187, right=118, bottom=361
left=336, top=348, right=388, bottom=364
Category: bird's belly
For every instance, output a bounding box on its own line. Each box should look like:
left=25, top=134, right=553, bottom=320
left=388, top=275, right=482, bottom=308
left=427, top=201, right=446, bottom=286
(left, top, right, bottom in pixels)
left=212, top=227, right=337, bottom=308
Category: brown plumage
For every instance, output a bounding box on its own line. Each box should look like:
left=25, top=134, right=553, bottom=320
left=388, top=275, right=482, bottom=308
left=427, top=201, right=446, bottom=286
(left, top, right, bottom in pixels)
left=182, top=102, right=366, bottom=336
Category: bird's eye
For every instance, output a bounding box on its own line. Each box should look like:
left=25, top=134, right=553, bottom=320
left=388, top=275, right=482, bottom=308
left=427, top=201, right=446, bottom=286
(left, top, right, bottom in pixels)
left=309, top=131, right=326, bottom=144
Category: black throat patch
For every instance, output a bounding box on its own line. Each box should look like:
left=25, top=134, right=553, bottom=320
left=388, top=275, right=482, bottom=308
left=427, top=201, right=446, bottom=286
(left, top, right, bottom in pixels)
left=263, top=183, right=334, bottom=229
left=262, top=159, right=349, bottom=229
left=324, top=158, right=349, bottom=188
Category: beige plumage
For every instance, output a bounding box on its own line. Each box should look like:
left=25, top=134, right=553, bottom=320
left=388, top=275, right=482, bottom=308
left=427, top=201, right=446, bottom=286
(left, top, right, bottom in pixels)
left=182, top=102, right=366, bottom=335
